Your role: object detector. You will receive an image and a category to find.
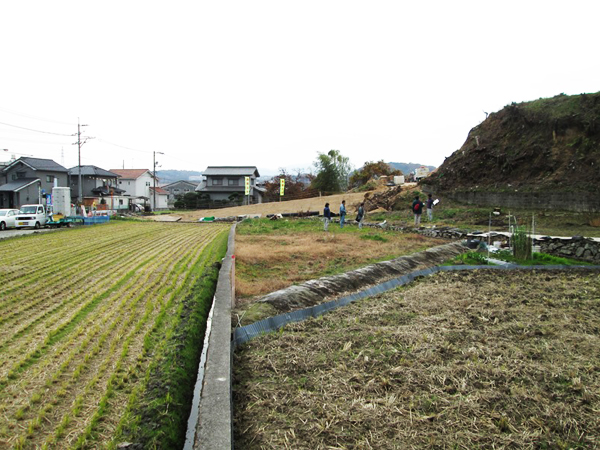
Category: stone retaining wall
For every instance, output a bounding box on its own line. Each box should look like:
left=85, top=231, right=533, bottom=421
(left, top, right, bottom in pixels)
left=351, top=221, right=469, bottom=240
left=442, top=190, right=599, bottom=212
left=538, top=237, right=600, bottom=264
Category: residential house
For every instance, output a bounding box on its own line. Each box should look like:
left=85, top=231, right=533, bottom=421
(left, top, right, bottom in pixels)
left=0, top=157, right=68, bottom=209
left=196, top=166, right=265, bottom=204
left=68, top=165, right=129, bottom=211
left=68, top=165, right=123, bottom=198
left=162, top=180, right=199, bottom=206
left=110, top=169, right=167, bottom=210
left=149, top=187, right=169, bottom=210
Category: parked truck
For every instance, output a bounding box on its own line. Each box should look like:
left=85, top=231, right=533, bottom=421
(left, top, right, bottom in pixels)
left=414, top=166, right=430, bottom=181
left=15, top=204, right=49, bottom=229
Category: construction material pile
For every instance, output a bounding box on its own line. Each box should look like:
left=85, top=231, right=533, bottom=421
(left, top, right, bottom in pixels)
left=360, top=185, right=407, bottom=213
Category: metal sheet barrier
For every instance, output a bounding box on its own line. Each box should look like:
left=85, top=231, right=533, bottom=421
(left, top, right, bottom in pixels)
left=233, top=264, right=600, bottom=349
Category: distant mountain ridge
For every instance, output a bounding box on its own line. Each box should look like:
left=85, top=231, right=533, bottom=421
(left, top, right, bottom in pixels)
left=388, top=162, right=436, bottom=175
left=156, top=170, right=203, bottom=185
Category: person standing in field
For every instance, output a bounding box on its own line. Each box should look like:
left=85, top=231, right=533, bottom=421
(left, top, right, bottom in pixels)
left=323, top=202, right=332, bottom=231
left=412, top=195, right=424, bottom=227
left=357, top=202, right=365, bottom=229
left=339, top=200, right=347, bottom=228
left=426, top=193, right=434, bottom=221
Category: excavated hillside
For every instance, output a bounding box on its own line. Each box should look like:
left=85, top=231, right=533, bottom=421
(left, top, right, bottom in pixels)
left=422, top=92, right=600, bottom=195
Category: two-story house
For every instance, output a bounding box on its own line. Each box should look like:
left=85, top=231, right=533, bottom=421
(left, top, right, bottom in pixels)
left=110, top=169, right=168, bottom=210
left=0, top=157, right=69, bottom=209
left=68, top=165, right=129, bottom=210
left=68, top=165, right=123, bottom=199
left=196, top=166, right=265, bottom=204
left=162, top=180, right=199, bottom=207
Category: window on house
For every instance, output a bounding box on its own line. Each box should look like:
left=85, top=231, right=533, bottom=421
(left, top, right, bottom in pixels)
left=119, top=199, right=123, bottom=205
left=16, top=171, right=26, bottom=179
left=228, top=178, right=239, bottom=186
left=212, top=178, right=223, bottom=186
left=47, top=175, right=55, bottom=183
left=146, top=182, right=151, bottom=186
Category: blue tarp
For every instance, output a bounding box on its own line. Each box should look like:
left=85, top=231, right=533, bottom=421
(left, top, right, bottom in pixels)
left=82, top=216, right=110, bottom=225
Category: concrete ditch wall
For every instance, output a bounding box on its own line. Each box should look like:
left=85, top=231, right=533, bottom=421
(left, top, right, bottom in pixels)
left=188, top=224, right=236, bottom=450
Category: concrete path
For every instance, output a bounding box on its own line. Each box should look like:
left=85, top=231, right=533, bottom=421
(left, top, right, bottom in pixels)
left=467, top=230, right=600, bottom=243
left=0, top=228, right=57, bottom=241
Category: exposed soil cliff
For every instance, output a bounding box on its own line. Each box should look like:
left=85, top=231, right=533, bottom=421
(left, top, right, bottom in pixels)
left=422, top=92, right=600, bottom=195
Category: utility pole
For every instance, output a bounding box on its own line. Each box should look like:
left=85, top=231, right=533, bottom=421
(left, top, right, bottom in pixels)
left=153, top=151, right=164, bottom=211
left=78, top=120, right=83, bottom=205
left=74, top=119, right=92, bottom=205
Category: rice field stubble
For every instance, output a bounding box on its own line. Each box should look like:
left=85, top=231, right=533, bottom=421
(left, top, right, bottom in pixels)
left=0, top=221, right=229, bottom=449
left=233, top=269, right=600, bottom=449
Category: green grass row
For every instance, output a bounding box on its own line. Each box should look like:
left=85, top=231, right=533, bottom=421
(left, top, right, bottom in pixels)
left=446, top=250, right=594, bottom=266
left=109, top=231, right=228, bottom=449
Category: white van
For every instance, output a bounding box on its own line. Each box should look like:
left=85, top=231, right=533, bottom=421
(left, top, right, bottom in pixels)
left=15, top=204, right=48, bottom=229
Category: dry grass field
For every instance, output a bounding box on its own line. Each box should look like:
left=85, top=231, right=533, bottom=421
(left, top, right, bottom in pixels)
left=232, top=218, right=447, bottom=325
left=0, top=221, right=229, bottom=449
left=233, top=269, right=600, bottom=449
left=156, top=191, right=371, bottom=222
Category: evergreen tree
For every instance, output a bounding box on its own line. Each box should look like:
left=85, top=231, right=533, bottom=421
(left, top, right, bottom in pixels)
left=310, top=150, right=352, bottom=193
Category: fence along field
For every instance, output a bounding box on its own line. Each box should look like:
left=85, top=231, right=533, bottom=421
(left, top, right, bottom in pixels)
left=0, top=221, right=229, bottom=449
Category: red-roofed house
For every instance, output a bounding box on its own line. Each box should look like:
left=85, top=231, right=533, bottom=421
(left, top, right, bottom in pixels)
left=149, top=186, right=169, bottom=210
left=110, top=169, right=166, bottom=210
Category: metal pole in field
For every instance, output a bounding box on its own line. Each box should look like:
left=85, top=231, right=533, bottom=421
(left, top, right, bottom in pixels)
left=78, top=120, right=82, bottom=205
left=153, top=151, right=164, bottom=211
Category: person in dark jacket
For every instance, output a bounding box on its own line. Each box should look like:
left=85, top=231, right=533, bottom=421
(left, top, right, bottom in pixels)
left=323, top=202, right=332, bottom=231
left=412, top=195, right=424, bottom=227
left=356, top=202, right=365, bottom=229
left=426, top=193, right=434, bottom=221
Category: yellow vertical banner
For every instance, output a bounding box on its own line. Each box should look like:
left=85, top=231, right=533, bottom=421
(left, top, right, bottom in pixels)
left=279, top=178, right=285, bottom=196
left=244, top=177, right=250, bottom=195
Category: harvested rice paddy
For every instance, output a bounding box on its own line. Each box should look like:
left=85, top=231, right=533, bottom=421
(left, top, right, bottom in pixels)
left=0, top=221, right=229, bottom=449
left=233, top=269, right=600, bottom=449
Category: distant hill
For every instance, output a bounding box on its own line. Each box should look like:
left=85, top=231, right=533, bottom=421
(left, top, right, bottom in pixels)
left=421, top=92, right=600, bottom=195
left=157, top=170, right=203, bottom=185
left=388, top=162, right=436, bottom=175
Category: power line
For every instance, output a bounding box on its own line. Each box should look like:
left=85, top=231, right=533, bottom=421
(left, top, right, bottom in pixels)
left=0, top=136, right=73, bottom=146
left=95, top=138, right=152, bottom=154
left=0, top=106, right=75, bottom=126
left=0, top=120, right=75, bottom=136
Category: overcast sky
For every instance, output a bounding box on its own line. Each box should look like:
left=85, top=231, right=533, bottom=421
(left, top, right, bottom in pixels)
left=1, top=1, right=598, bottom=177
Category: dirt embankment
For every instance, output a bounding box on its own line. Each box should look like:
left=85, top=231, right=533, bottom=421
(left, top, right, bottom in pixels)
left=155, top=192, right=369, bottom=222
left=257, top=241, right=466, bottom=313
left=422, top=92, right=600, bottom=195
